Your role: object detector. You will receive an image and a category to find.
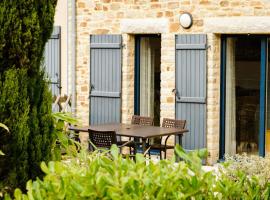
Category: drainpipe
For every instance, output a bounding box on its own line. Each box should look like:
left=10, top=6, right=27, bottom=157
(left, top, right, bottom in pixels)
left=71, top=0, right=76, bottom=115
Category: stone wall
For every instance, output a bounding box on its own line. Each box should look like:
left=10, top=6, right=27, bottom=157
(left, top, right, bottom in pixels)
left=75, top=0, right=270, bottom=164
left=122, top=34, right=135, bottom=124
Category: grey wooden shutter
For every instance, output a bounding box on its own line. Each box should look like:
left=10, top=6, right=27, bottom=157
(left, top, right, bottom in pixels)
left=175, top=34, right=207, bottom=151
left=44, top=26, right=61, bottom=97
left=90, top=35, right=122, bottom=125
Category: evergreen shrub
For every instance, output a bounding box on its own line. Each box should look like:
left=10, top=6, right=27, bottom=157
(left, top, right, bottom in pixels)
left=0, top=0, right=57, bottom=190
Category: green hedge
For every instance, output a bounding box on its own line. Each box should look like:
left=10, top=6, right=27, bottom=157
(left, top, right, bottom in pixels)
left=8, top=145, right=270, bottom=200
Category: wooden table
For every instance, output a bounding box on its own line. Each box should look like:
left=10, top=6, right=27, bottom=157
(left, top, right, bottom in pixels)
left=69, top=123, right=188, bottom=153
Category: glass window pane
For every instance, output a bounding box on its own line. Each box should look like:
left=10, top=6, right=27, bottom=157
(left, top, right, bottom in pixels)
left=225, top=36, right=261, bottom=155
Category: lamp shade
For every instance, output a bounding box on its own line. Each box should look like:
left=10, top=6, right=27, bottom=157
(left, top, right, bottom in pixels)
left=179, top=13, right=193, bottom=29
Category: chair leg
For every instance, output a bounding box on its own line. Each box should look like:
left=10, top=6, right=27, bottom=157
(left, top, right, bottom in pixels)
left=164, top=150, right=167, bottom=159
left=160, top=150, right=162, bottom=160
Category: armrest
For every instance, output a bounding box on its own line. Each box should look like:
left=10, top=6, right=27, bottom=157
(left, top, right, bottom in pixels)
left=164, top=135, right=172, bottom=150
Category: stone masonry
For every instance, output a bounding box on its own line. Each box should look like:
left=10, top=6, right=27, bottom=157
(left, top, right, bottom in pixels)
left=75, top=0, right=270, bottom=164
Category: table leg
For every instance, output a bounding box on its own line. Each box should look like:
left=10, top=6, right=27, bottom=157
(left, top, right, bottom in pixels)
left=178, top=134, right=182, bottom=146
left=134, top=137, right=140, bottom=154
left=175, top=134, right=183, bottom=162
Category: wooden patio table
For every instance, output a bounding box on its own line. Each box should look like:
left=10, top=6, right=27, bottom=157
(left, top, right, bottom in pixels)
left=69, top=123, right=188, bottom=154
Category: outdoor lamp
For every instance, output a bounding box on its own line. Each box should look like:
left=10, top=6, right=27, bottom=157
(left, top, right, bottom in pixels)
left=179, top=13, right=193, bottom=29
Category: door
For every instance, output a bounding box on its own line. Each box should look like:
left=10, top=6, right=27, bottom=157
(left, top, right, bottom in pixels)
left=175, top=34, right=207, bottom=151
left=220, top=35, right=268, bottom=158
left=44, top=26, right=61, bottom=97
left=134, top=35, right=161, bottom=125
left=89, top=35, right=122, bottom=125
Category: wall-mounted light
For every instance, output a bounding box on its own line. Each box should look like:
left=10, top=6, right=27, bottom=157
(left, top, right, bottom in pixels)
left=179, top=13, right=193, bottom=29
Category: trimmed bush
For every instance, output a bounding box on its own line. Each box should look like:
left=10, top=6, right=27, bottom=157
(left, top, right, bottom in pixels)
left=0, top=0, right=57, bottom=190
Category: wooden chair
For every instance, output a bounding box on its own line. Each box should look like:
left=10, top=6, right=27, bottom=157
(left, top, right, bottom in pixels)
left=117, top=115, right=154, bottom=154
left=88, top=129, right=117, bottom=151
left=148, top=118, right=186, bottom=159
left=132, top=115, right=154, bottom=126
left=132, top=115, right=154, bottom=154
left=88, top=129, right=133, bottom=152
left=88, top=129, right=150, bottom=158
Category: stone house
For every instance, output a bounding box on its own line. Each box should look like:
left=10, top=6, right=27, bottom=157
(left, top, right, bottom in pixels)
left=49, top=0, right=270, bottom=164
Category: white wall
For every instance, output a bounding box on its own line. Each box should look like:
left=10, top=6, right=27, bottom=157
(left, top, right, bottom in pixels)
left=54, top=0, right=68, bottom=96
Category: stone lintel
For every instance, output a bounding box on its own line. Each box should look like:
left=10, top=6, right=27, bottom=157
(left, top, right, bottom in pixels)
left=204, top=17, right=270, bottom=34
left=120, top=18, right=169, bottom=34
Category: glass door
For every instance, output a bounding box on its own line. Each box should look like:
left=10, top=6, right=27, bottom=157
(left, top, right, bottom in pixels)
left=220, top=35, right=268, bottom=158
left=134, top=35, right=161, bottom=126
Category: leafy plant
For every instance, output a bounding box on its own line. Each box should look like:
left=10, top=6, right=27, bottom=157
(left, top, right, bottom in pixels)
left=51, top=112, right=81, bottom=159
left=9, top=145, right=270, bottom=200
left=11, top=145, right=209, bottom=199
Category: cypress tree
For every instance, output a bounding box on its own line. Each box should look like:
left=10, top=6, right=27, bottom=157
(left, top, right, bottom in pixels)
left=0, top=69, right=30, bottom=189
left=0, top=0, right=57, bottom=190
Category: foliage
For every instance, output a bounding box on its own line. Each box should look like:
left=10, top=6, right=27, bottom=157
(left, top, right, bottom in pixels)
left=51, top=112, right=81, bottom=159
left=0, top=0, right=58, bottom=191
left=27, top=70, right=55, bottom=180
left=8, top=145, right=270, bottom=200
left=0, top=0, right=57, bottom=73
left=0, top=69, right=30, bottom=190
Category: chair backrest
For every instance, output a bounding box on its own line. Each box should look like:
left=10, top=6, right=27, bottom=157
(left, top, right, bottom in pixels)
left=162, top=118, right=186, bottom=129
left=88, top=129, right=117, bottom=151
left=131, top=115, right=154, bottom=126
